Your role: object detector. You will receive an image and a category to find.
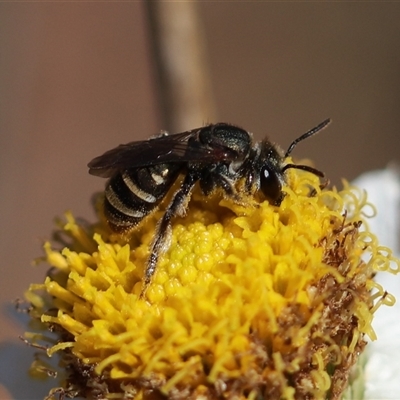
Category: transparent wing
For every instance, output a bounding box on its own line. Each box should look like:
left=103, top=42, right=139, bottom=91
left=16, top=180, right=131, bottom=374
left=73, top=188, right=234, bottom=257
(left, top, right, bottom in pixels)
left=88, top=128, right=236, bottom=178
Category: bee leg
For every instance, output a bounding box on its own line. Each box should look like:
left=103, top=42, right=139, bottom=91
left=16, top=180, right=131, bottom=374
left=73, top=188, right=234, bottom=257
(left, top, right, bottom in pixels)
left=244, top=170, right=255, bottom=194
left=140, top=173, right=199, bottom=298
left=217, top=175, right=254, bottom=206
left=204, top=173, right=243, bottom=203
left=216, top=175, right=237, bottom=199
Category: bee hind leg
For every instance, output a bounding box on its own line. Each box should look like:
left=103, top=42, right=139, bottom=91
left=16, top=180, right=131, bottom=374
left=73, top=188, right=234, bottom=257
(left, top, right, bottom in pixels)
left=140, top=173, right=198, bottom=299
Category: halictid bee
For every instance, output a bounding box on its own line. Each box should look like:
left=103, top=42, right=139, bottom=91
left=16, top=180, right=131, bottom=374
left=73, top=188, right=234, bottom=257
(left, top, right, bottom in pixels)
left=88, top=119, right=330, bottom=296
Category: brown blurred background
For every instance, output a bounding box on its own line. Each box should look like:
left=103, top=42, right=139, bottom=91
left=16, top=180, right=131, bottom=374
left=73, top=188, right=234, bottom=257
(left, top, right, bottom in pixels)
left=1, top=3, right=400, bottom=394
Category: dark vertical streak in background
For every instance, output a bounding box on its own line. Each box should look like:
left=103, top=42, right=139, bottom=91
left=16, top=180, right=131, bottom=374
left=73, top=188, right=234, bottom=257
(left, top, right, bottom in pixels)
left=145, top=1, right=216, bottom=133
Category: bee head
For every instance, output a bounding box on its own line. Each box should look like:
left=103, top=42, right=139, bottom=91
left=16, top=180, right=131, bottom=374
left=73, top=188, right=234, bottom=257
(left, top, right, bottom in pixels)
left=259, top=119, right=330, bottom=206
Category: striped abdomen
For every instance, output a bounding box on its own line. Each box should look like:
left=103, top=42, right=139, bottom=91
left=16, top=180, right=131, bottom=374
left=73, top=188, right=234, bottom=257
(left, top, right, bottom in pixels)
left=104, top=163, right=182, bottom=232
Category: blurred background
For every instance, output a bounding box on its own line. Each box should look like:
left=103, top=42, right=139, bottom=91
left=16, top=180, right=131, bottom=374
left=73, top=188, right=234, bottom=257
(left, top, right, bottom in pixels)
left=1, top=2, right=400, bottom=397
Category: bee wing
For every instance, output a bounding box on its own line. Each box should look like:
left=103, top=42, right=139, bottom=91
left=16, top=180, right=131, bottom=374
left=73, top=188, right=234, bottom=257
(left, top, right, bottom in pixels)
left=88, top=129, right=235, bottom=178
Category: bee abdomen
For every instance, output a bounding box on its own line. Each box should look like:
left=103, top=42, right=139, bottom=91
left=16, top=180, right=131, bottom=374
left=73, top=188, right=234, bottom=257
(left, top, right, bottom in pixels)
left=104, top=164, right=181, bottom=232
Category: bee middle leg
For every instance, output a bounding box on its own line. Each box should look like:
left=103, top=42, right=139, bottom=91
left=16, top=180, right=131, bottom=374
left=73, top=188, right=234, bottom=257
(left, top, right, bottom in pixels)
left=140, top=173, right=198, bottom=298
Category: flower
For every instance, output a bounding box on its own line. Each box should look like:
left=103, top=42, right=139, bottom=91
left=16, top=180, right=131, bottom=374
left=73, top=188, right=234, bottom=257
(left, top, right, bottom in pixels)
left=25, top=168, right=399, bottom=400
left=353, top=167, right=400, bottom=399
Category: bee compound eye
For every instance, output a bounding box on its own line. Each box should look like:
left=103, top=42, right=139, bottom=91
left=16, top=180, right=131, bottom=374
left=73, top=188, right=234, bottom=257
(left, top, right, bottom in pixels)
left=260, top=166, right=283, bottom=206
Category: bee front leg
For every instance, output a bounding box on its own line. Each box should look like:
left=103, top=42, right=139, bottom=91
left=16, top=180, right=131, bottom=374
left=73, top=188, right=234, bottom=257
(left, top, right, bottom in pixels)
left=140, top=173, right=198, bottom=299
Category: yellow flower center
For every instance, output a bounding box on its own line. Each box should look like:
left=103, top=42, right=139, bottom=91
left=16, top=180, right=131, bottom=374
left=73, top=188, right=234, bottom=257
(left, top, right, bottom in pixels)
left=25, top=170, right=399, bottom=399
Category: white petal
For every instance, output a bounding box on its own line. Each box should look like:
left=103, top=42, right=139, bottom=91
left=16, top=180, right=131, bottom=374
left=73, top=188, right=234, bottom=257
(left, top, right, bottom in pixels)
left=353, top=166, right=400, bottom=399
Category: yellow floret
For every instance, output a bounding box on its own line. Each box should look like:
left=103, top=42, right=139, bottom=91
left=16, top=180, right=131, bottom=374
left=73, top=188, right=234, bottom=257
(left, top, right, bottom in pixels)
left=26, top=170, right=399, bottom=400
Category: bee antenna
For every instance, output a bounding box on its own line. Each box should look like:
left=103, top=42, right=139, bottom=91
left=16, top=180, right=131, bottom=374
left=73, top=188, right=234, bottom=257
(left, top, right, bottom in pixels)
left=282, top=163, right=325, bottom=178
left=285, top=118, right=331, bottom=158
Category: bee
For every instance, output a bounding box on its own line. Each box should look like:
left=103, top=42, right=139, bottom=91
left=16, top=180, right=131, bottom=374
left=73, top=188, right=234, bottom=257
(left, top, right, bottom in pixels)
left=88, top=119, right=330, bottom=296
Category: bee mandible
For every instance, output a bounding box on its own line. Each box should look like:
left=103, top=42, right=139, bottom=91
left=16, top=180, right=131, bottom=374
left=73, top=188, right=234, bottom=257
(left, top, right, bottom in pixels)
left=88, top=119, right=330, bottom=296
